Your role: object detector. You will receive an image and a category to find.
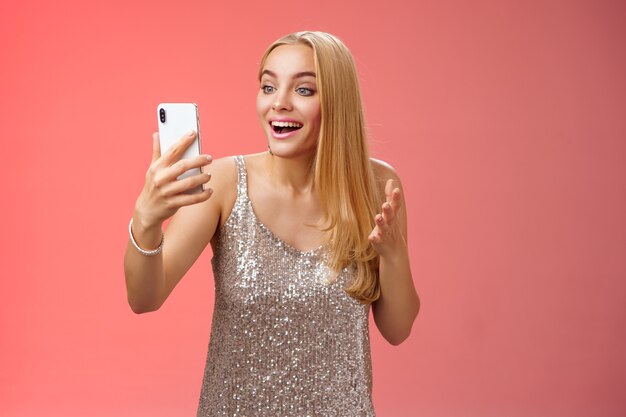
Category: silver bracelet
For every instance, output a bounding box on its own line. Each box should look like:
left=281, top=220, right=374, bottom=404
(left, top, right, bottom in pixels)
left=128, top=218, right=164, bottom=256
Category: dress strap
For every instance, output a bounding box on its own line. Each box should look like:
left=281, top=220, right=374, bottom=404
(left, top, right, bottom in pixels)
left=233, top=155, right=248, bottom=204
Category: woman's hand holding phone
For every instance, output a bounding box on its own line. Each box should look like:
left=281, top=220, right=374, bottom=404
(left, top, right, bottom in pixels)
left=133, top=131, right=213, bottom=237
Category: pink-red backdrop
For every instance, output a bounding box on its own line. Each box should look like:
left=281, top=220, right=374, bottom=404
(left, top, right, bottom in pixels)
left=1, top=0, right=625, bottom=416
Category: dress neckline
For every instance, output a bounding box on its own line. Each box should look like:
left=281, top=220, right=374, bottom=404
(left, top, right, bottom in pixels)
left=236, top=155, right=327, bottom=256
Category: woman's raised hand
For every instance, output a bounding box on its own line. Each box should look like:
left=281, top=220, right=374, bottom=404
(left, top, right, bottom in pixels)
left=369, top=179, right=405, bottom=257
left=134, top=131, right=213, bottom=229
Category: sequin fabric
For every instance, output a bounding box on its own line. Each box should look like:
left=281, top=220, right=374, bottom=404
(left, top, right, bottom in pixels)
left=197, top=155, right=375, bottom=417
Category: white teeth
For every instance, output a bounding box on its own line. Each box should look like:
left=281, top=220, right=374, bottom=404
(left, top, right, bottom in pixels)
left=271, top=121, right=303, bottom=128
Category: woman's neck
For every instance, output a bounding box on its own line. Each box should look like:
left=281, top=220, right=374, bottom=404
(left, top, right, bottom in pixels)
left=263, top=151, right=316, bottom=194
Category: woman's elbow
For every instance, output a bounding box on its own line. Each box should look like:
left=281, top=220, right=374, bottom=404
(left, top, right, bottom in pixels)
left=384, top=328, right=412, bottom=346
left=127, top=297, right=162, bottom=314
left=383, top=302, right=420, bottom=346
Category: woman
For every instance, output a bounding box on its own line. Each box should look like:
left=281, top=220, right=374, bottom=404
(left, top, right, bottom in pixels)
left=125, top=31, right=420, bottom=416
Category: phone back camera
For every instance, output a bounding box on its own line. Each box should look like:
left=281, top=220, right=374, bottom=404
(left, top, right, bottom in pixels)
left=159, top=108, right=166, bottom=123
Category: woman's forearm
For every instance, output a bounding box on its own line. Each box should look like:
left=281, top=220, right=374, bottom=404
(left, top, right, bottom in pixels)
left=372, top=244, right=420, bottom=345
left=124, top=215, right=167, bottom=314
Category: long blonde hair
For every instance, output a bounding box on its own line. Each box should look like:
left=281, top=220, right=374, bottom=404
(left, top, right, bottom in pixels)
left=259, top=31, right=381, bottom=304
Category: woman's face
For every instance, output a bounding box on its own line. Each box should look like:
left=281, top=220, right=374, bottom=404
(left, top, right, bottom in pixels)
left=256, top=44, right=321, bottom=159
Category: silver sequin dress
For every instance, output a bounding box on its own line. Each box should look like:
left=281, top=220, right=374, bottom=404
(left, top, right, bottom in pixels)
left=197, top=156, right=375, bottom=416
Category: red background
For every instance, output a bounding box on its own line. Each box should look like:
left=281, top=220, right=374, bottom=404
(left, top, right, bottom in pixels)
left=2, top=0, right=625, bottom=416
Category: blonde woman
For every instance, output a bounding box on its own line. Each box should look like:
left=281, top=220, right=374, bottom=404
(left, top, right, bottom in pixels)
left=125, top=31, right=420, bottom=416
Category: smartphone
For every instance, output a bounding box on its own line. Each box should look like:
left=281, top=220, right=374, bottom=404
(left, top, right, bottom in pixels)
left=157, top=103, right=203, bottom=194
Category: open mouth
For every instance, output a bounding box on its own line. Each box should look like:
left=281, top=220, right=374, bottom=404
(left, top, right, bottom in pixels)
left=271, top=121, right=303, bottom=134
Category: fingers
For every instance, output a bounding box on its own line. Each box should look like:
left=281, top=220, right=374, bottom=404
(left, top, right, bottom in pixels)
left=384, top=178, right=402, bottom=213
left=370, top=179, right=405, bottom=251
left=369, top=229, right=382, bottom=245
left=171, top=154, right=212, bottom=179
left=376, top=212, right=390, bottom=233
left=370, top=180, right=402, bottom=246
left=139, top=131, right=212, bottom=225
left=369, top=211, right=394, bottom=249
left=154, top=130, right=198, bottom=168
left=379, top=180, right=403, bottom=223
left=161, top=171, right=212, bottom=197
left=381, top=201, right=395, bottom=224
left=385, top=179, right=394, bottom=202
left=168, top=187, right=214, bottom=208
left=154, top=154, right=212, bottom=186
left=150, top=132, right=211, bottom=189
left=369, top=208, right=390, bottom=246
left=390, top=188, right=402, bottom=217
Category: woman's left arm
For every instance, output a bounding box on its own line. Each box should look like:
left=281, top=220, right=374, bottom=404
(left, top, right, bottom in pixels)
left=369, top=165, right=420, bottom=345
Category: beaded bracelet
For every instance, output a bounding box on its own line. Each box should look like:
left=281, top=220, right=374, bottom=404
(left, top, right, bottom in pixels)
left=128, top=218, right=164, bottom=256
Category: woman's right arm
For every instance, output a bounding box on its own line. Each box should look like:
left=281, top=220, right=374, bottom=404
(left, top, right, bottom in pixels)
left=124, top=131, right=221, bottom=313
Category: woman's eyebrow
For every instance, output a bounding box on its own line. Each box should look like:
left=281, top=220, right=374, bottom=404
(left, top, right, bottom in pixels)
left=293, top=71, right=316, bottom=78
left=261, top=69, right=317, bottom=79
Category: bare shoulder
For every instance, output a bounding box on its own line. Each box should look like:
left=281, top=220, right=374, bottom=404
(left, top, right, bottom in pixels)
left=205, top=155, right=240, bottom=229
left=206, top=153, right=270, bottom=229
left=370, top=158, right=399, bottom=179
left=370, top=158, right=403, bottom=192
left=206, top=155, right=238, bottom=195
left=240, top=151, right=267, bottom=172
left=369, top=158, right=408, bottom=233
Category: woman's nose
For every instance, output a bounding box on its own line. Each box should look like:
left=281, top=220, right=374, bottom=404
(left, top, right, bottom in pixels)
left=272, top=91, right=292, bottom=111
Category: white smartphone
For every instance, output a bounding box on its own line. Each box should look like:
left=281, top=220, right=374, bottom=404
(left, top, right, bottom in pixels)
left=157, top=102, right=203, bottom=194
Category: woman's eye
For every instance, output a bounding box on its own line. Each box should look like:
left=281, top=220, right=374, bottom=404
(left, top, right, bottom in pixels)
left=261, top=85, right=275, bottom=94
left=296, top=87, right=314, bottom=96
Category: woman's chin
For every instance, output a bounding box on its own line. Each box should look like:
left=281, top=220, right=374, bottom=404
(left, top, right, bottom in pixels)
left=268, top=141, right=317, bottom=160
